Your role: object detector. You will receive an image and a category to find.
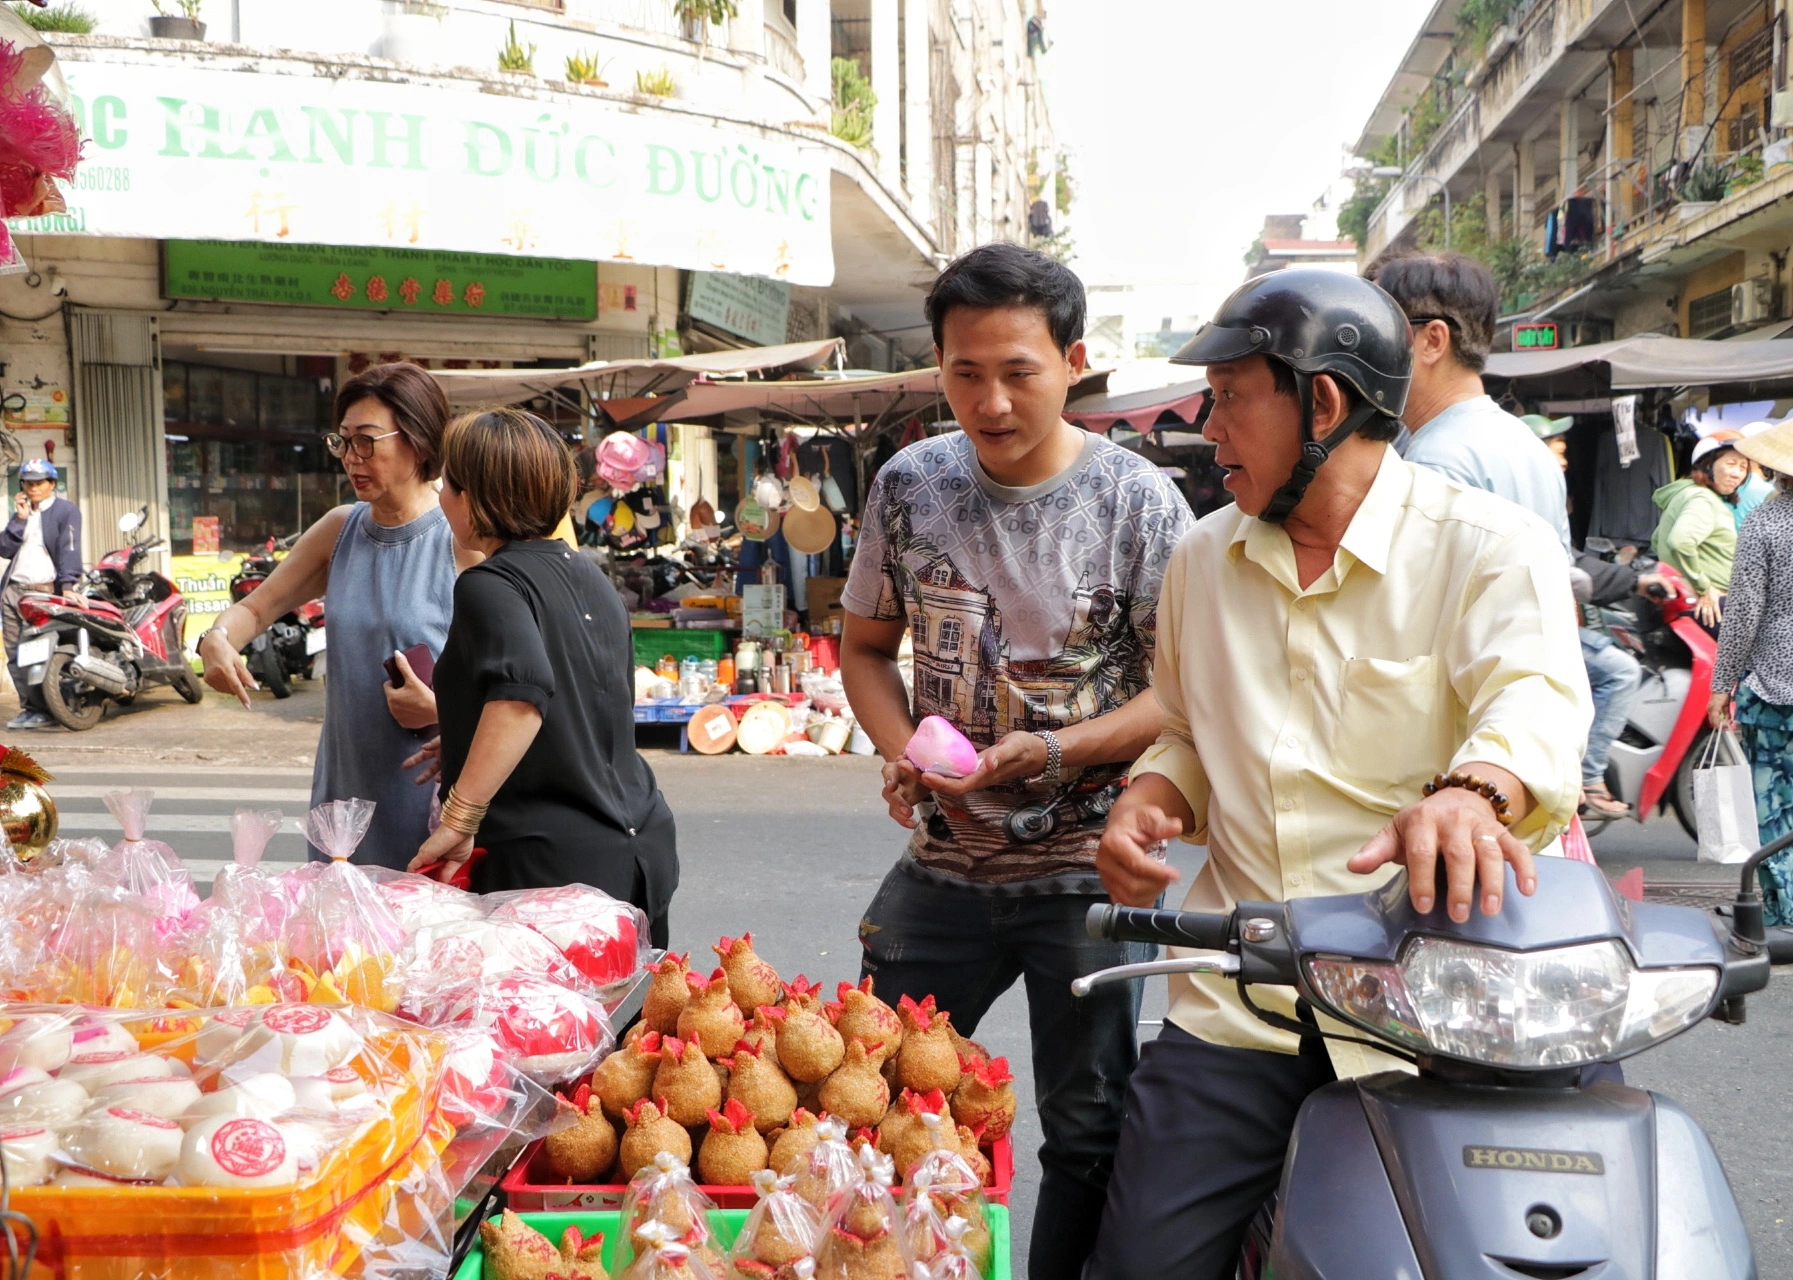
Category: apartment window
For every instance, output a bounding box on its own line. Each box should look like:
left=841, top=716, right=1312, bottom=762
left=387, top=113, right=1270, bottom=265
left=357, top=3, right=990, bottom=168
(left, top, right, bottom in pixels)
left=911, top=613, right=927, bottom=648
left=1688, top=287, right=1734, bottom=339
left=1731, top=26, right=1773, bottom=89
left=938, top=618, right=962, bottom=655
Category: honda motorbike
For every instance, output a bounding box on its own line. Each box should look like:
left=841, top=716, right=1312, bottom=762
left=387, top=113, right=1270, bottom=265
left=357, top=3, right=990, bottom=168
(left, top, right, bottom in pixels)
left=228, top=533, right=325, bottom=699
left=1076, top=836, right=1783, bottom=1278
left=1581, top=560, right=1712, bottom=840
left=13, top=507, right=204, bottom=730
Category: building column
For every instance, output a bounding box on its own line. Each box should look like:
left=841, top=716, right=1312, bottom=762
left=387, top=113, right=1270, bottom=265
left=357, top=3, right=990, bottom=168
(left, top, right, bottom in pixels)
left=796, top=0, right=832, bottom=111
left=903, top=0, right=932, bottom=224
left=1681, top=0, right=1707, bottom=138
left=1516, top=139, right=1536, bottom=236
left=1485, top=166, right=1503, bottom=241
left=1613, top=48, right=1635, bottom=225
left=1560, top=96, right=1580, bottom=198
left=730, top=0, right=765, bottom=60
left=870, top=0, right=901, bottom=188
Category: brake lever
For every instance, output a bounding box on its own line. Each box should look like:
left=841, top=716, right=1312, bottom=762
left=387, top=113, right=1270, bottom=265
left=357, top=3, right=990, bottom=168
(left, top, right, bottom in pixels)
left=1071, top=954, right=1240, bottom=998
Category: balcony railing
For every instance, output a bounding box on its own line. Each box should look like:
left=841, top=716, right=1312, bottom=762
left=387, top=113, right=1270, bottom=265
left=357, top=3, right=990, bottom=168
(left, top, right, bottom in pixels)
left=616, top=0, right=731, bottom=45
left=765, top=16, right=804, bottom=82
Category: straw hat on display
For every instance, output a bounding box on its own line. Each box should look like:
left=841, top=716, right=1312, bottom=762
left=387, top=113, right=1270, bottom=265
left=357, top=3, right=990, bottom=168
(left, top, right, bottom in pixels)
left=781, top=502, right=837, bottom=555
left=1737, top=419, right=1793, bottom=477
left=786, top=475, right=821, bottom=512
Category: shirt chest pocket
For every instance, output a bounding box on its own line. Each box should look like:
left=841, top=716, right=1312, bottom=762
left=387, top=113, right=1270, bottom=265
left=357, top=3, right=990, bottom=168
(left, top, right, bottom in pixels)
left=1330, top=655, right=1453, bottom=798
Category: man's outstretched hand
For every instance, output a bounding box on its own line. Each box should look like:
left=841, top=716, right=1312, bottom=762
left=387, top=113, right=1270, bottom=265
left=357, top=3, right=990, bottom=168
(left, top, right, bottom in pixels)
left=1348, top=778, right=1536, bottom=921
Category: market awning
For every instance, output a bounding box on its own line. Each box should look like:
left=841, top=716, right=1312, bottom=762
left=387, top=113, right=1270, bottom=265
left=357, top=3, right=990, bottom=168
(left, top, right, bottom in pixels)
left=1485, top=333, right=1793, bottom=400
left=675, top=367, right=944, bottom=424
left=428, top=338, right=847, bottom=405
left=1064, top=377, right=1208, bottom=434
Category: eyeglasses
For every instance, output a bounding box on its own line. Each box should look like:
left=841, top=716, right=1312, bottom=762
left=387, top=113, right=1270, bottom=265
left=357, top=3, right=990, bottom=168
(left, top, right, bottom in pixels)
left=324, top=429, right=400, bottom=460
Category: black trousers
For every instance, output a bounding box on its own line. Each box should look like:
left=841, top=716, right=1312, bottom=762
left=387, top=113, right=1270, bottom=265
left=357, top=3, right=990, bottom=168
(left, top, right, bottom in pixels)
left=1084, top=1023, right=1335, bottom=1280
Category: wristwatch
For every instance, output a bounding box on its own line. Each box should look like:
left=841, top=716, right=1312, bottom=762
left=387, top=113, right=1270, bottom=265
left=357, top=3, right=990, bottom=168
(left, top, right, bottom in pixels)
left=1029, top=730, right=1062, bottom=789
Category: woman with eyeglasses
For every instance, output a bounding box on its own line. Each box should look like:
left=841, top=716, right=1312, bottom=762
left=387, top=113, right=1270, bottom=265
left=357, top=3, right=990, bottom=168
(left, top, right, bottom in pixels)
left=196, top=363, right=473, bottom=868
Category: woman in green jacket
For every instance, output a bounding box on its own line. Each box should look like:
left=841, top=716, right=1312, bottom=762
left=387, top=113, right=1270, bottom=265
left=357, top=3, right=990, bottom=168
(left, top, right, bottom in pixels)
left=1652, top=435, right=1747, bottom=630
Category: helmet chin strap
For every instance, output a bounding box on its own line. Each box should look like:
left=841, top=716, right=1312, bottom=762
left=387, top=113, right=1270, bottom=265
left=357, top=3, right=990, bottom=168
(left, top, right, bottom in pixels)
left=1258, top=372, right=1387, bottom=525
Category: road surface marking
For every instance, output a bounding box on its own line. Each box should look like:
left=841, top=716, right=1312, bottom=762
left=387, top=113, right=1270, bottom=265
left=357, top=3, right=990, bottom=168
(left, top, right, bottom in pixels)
left=53, top=813, right=309, bottom=835
left=48, top=786, right=314, bottom=803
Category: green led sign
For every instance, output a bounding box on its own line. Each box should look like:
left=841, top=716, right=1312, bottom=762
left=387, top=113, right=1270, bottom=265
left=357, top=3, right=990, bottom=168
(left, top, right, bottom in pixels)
left=1513, top=322, right=1560, bottom=350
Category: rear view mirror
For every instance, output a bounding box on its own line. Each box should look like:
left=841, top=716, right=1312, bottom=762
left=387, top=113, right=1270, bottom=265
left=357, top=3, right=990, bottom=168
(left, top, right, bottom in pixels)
left=117, top=511, right=143, bottom=534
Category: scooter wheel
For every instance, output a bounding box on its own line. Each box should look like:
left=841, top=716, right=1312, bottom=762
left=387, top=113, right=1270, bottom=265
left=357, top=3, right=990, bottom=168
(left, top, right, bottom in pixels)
left=173, top=668, right=205, bottom=705
left=41, top=651, right=105, bottom=731
left=253, top=649, right=291, bottom=700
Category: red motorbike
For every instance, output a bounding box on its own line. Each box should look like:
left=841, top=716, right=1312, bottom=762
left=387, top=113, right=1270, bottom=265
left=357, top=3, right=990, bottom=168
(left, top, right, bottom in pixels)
left=1581, top=561, right=1714, bottom=837
left=228, top=533, right=325, bottom=699
left=13, top=506, right=204, bottom=730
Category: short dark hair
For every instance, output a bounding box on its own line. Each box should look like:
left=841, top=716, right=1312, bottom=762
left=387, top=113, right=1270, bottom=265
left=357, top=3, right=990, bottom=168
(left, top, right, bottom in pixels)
left=334, top=362, right=450, bottom=482
left=442, top=408, right=577, bottom=541
left=1265, top=356, right=1399, bottom=443
left=1366, top=251, right=1498, bottom=374
left=925, top=242, right=1086, bottom=353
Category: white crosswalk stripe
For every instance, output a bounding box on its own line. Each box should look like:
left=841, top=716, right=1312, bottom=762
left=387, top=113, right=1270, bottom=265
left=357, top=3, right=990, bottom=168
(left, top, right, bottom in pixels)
left=55, top=813, right=310, bottom=836
left=49, top=786, right=315, bottom=803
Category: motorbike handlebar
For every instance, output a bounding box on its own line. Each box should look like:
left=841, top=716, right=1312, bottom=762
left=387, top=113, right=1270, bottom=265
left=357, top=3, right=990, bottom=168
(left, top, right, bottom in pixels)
left=1085, top=903, right=1235, bottom=951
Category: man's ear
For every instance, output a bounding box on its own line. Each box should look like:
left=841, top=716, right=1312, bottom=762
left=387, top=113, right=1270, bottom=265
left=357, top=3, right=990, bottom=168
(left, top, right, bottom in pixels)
left=1065, top=339, right=1088, bottom=383
left=1311, top=373, right=1351, bottom=435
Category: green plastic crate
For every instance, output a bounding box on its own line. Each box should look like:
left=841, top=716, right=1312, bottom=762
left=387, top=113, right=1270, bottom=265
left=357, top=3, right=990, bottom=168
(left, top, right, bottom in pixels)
left=630, top=627, right=730, bottom=671
left=453, top=1204, right=1010, bottom=1279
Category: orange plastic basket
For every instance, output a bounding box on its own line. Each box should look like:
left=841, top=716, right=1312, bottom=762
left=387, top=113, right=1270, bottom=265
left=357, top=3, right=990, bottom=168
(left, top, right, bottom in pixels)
left=12, top=1029, right=450, bottom=1280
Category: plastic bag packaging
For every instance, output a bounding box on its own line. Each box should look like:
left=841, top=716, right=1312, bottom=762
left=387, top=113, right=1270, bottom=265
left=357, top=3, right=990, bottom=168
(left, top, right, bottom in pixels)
left=395, top=917, right=598, bottom=1003
left=622, top=1219, right=721, bottom=1280
left=210, top=808, right=290, bottom=931
left=362, top=864, right=485, bottom=933
left=281, top=800, right=408, bottom=1011
left=730, top=1168, right=823, bottom=1278
left=36, top=836, right=108, bottom=872
left=96, top=790, right=199, bottom=939
left=792, top=1117, right=861, bottom=1213
left=902, top=1115, right=992, bottom=1275
left=0, top=1001, right=555, bottom=1280
left=814, top=1146, right=914, bottom=1280
left=23, top=868, right=178, bottom=1007
left=917, top=1216, right=983, bottom=1280
left=400, top=971, right=614, bottom=1085
left=486, top=883, right=651, bottom=995
left=616, top=1152, right=725, bottom=1275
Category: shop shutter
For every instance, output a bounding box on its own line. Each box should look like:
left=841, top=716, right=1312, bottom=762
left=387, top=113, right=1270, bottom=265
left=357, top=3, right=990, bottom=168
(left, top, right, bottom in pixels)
left=68, top=310, right=169, bottom=570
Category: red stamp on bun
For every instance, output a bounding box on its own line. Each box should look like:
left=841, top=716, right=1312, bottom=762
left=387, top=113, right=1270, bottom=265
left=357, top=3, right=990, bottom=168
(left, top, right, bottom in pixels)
left=210, top=1118, right=287, bottom=1179
left=261, top=1006, right=333, bottom=1036
left=107, top=1107, right=179, bottom=1130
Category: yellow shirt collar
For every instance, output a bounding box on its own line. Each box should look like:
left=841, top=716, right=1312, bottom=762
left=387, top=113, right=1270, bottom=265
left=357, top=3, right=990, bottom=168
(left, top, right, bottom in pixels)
left=1226, top=447, right=1410, bottom=591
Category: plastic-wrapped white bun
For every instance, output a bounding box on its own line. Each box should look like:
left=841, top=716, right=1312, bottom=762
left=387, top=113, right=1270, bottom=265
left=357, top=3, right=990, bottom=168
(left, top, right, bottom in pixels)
left=68, top=1020, right=138, bottom=1059
left=195, top=1006, right=264, bottom=1065
left=54, top=1165, right=155, bottom=1188
left=0, top=1079, right=89, bottom=1128
left=179, top=1116, right=298, bottom=1188
left=180, top=1073, right=297, bottom=1129
left=67, top=1106, right=184, bottom=1181
left=270, top=1116, right=331, bottom=1175
left=229, top=1005, right=363, bottom=1079
left=59, top=1052, right=178, bottom=1091
left=0, top=1067, right=52, bottom=1101
left=318, top=1066, right=367, bottom=1104
left=91, top=1075, right=204, bottom=1122
left=0, top=1126, right=58, bottom=1188
left=288, top=1078, right=339, bottom=1114
left=0, top=1013, right=74, bottom=1074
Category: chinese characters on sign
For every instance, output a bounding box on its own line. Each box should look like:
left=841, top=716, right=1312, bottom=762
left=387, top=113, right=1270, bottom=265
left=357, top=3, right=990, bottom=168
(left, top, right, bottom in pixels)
left=686, top=271, right=792, bottom=345
left=163, top=240, right=599, bottom=320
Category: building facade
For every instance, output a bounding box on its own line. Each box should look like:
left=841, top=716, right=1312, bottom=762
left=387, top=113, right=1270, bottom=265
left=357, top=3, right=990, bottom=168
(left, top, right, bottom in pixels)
left=0, top=0, right=1057, bottom=567
left=1354, top=0, right=1793, bottom=350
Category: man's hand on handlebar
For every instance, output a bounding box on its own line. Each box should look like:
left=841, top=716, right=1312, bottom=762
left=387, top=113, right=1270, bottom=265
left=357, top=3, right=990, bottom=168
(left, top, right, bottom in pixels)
left=1347, top=764, right=1536, bottom=922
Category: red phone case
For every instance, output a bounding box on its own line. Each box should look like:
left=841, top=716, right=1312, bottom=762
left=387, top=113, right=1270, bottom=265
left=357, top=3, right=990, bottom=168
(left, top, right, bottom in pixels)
left=386, top=643, right=436, bottom=690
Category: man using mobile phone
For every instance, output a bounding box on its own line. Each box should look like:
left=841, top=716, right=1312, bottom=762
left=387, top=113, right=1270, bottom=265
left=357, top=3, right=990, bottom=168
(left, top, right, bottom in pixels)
left=0, top=460, right=83, bottom=730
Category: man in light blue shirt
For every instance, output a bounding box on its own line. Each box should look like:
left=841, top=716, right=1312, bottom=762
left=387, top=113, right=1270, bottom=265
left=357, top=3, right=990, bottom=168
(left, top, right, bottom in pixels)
left=1371, top=251, right=1626, bottom=818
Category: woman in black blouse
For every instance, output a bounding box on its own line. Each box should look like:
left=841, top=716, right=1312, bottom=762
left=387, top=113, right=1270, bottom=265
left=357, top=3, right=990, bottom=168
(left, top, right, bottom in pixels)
left=407, top=408, right=677, bottom=946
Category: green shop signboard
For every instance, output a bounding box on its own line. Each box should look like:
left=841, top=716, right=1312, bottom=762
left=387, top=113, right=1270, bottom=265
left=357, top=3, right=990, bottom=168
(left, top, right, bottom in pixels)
left=164, top=240, right=598, bottom=320
left=7, top=56, right=834, bottom=286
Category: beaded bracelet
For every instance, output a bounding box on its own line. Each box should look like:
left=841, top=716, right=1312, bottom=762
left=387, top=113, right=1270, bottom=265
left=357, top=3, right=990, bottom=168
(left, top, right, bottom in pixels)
left=1423, top=771, right=1515, bottom=827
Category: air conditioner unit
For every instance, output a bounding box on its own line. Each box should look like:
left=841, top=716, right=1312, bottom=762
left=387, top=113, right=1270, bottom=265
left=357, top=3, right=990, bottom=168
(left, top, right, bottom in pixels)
left=1732, top=277, right=1775, bottom=326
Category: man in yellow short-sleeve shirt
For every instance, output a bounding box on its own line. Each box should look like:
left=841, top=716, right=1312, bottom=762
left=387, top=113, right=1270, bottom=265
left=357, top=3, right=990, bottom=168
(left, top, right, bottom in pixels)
left=1084, top=270, right=1591, bottom=1280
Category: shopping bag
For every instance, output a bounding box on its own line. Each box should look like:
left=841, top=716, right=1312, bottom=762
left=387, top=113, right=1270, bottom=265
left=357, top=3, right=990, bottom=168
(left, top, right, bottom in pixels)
left=1694, top=729, right=1760, bottom=864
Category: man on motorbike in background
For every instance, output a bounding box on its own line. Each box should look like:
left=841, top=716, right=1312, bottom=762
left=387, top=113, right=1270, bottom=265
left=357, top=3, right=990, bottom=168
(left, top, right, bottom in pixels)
left=1086, top=270, right=1592, bottom=1279
left=0, top=459, right=82, bottom=730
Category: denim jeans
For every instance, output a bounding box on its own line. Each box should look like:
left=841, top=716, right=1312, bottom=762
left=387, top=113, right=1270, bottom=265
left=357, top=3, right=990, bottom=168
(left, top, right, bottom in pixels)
left=1581, top=628, right=1642, bottom=786
left=859, top=860, right=1152, bottom=1280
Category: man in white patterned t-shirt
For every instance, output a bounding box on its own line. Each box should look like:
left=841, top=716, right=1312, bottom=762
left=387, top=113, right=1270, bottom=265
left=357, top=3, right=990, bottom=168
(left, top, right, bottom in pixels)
left=839, top=242, right=1193, bottom=1280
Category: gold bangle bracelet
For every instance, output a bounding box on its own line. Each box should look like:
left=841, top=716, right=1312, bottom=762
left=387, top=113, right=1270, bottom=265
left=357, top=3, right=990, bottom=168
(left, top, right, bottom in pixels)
left=439, top=787, right=489, bottom=836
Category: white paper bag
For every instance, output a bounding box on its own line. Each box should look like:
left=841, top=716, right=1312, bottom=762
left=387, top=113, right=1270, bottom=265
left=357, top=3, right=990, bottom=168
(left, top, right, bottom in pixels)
left=1694, top=730, right=1761, bottom=864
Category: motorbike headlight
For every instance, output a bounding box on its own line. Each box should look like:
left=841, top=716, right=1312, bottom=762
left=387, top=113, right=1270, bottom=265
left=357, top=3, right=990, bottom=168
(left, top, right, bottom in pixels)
left=1306, top=939, right=1718, bottom=1068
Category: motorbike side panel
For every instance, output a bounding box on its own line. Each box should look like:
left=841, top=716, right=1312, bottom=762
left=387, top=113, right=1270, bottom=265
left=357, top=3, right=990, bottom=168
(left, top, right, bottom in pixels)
left=1269, top=1083, right=1424, bottom=1280
left=1654, top=1095, right=1755, bottom=1278
left=1639, top=617, right=1715, bottom=815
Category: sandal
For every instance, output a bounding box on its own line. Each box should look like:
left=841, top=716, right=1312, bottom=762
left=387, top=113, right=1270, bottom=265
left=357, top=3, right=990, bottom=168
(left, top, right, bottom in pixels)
left=1579, top=784, right=1630, bottom=818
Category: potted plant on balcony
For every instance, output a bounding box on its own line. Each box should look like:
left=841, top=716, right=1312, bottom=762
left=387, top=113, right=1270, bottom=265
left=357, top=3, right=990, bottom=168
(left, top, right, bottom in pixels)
left=564, top=50, right=611, bottom=89
left=148, top=0, right=204, bottom=41
left=381, top=0, right=448, bottom=66
left=674, top=0, right=737, bottom=43
left=831, top=56, right=876, bottom=149
left=634, top=65, right=677, bottom=98
left=1676, top=158, right=1729, bottom=221
left=497, top=19, right=535, bottom=76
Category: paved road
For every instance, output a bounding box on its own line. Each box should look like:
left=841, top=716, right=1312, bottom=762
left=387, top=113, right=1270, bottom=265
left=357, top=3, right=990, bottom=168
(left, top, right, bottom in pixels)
left=32, top=743, right=1791, bottom=1276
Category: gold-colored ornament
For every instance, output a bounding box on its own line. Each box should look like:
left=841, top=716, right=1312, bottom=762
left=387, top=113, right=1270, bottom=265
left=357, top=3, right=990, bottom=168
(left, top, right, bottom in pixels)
left=0, top=747, right=57, bottom=861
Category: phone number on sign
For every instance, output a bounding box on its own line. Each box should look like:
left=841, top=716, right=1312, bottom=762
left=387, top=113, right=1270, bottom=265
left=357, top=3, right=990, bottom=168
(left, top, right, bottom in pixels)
left=71, top=166, right=131, bottom=192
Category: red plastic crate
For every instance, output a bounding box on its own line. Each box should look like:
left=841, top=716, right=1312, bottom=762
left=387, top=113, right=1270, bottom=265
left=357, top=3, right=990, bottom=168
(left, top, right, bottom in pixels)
left=502, top=1133, right=1014, bottom=1211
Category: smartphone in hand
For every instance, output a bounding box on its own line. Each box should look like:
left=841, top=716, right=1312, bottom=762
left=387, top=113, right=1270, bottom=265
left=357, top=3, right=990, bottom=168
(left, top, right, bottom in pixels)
left=384, top=643, right=436, bottom=690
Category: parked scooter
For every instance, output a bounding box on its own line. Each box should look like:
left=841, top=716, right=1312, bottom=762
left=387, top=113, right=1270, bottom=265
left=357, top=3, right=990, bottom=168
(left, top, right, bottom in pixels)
left=13, top=507, right=204, bottom=730
left=1076, top=838, right=1783, bottom=1278
left=227, top=533, right=325, bottom=699
left=1581, top=559, right=1712, bottom=839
